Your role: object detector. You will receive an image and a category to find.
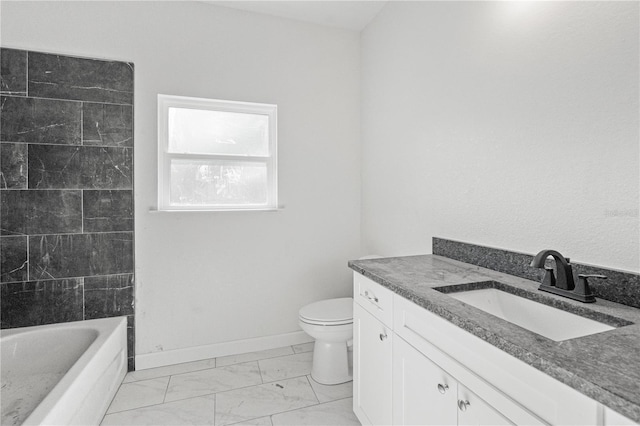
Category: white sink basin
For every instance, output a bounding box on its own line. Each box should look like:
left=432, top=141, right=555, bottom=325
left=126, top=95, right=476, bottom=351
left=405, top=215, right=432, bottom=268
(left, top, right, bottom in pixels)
left=447, top=288, right=614, bottom=341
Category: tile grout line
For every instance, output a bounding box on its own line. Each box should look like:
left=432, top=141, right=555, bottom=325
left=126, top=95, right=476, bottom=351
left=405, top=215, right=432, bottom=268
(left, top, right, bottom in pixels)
left=106, top=350, right=316, bottom=415
left=0, top=141, right=133, bottom=150
left=104, top=363, right=353, bottom=423
left=103, top=387, right=354, bottom=420
left=106, top=376, right=172, bottom=415
left=0, top=187, right=132, bottom=191
left=100, top=341, right=347, bottom=425
left=26, top=235, right=30, bottom=281
left=162, top=374, right=171, bottom=403
left=271, top=396, right=354, bottom=417
left=163, top=370, right=315, bottom=407
left=228, top=395, right=356, bottom=425
left=25, top=51, right=29, bottom=97
left=1, top=92, right=133, bottom=107
left=258, top=358, right=265, bottom=384
left=304, top=374, right=321, bottom=404
left=125, top=346, right=307, bottom=384
left=124, top=361, right=218, bottom=383
left=102, top=375, right=128, bottom=420
left=80, top=101, right=83, bottom=145
left=103, top=393, right=355, bottom=426
left=214, top=393, right=218, bottom=424
left=157, top=380, right=259, bottom=407
left=81, top=276, right=85, bottom=320
left=216, top=350, right=296, bottom=368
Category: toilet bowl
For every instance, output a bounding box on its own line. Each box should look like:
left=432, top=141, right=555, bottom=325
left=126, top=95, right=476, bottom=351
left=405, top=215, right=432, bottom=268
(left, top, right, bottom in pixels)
left=299, top=297, right=353, bottom=385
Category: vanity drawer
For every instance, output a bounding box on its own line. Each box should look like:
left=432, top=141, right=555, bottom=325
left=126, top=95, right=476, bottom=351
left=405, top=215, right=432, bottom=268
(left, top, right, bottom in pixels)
left=353, top=272, right=394, bottom=327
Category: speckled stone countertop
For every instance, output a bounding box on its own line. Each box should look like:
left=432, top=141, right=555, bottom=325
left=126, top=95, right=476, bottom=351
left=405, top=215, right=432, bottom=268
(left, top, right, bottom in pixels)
left=348, top=255, right=640, bottom=423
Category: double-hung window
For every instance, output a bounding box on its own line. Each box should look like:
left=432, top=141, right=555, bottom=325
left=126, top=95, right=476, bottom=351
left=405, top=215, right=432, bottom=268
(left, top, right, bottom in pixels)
left=158, top=95, right=277, bottom=211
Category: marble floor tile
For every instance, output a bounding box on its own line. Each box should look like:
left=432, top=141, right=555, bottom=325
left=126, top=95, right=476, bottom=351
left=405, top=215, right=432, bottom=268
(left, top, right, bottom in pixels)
left=308, top=376, right=353, bottom=403
left=123, top=358, right=216, bottom=383
left=216, top=346, right=294, bottom=367
left=165, top=361, right=262, bottom=402
left=292, top=342, right=315, bottom=353
left=215, top=376, right=318, bottom=426
left=228, top=416, right=273, bottom=426
left=106, top=377, right=169, bottom=414
left=101, top=394, right=215, bottom=425
left=258, top=351, right=313, bottom=382
left=271, top=397, right=360, bottom=426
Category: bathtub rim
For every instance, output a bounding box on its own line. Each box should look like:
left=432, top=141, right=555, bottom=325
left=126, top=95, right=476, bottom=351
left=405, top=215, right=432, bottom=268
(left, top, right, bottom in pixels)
left=1, top=316, right=127, bottom=425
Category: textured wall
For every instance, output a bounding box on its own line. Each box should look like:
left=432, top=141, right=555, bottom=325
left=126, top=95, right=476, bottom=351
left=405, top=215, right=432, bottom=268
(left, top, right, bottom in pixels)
left=361, top=2, right=639, bottom=272
left=0, top=48, right=135, bottom=369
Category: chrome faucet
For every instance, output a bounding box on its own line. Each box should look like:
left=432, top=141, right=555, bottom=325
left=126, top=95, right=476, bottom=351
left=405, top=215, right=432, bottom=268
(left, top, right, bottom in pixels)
left=530, top=249, right=606, bottom=303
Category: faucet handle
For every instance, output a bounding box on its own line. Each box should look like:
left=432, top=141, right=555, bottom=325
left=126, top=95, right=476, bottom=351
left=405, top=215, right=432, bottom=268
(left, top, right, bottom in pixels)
left=574, top=274, right=607, bottom=303
left=578, top=274, right=607, bottom=280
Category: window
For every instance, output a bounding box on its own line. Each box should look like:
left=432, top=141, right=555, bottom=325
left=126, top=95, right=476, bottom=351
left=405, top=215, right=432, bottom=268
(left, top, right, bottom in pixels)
left=158, top=95, right=277, bottom=211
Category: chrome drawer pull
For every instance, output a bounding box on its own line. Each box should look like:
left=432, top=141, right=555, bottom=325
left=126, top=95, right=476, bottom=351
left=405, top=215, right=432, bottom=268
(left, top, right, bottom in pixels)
left=437, top=383, right=449, bottom=394
left=379, top=332, right=387, bottom=341
left=364, top=290, right=379, bottom=303
left=458, top=400, right=470, bottom=411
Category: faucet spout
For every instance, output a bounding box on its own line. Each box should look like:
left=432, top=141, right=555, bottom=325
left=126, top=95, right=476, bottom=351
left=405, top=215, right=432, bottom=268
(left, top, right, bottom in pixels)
left=530, top=249, right=575, bottom=291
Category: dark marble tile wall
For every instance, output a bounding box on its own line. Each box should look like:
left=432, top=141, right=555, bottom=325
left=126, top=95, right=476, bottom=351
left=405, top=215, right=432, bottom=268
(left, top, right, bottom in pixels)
left=0, top=48, right=136, bottom=370
left=433, top=238, right=640, bottom=309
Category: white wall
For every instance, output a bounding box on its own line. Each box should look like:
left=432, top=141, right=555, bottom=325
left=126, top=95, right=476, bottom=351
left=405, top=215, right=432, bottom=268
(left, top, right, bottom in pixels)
left=3, top=0, right=638, bottom=367
left=361, top=1, right=639, bottom=272
left=1, top=1, right=361, bottom=365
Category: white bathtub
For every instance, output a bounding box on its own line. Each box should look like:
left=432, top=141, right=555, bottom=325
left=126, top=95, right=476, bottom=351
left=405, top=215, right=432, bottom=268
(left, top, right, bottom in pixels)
left=1, top=317, right=127, bottom=425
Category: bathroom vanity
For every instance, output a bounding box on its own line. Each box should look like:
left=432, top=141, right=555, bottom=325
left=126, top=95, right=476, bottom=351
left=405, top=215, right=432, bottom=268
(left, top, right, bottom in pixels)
left=350, top=255, right=640, bottom=426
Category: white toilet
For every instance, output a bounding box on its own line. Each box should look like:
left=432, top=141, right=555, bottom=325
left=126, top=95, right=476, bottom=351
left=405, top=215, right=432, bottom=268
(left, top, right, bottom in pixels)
left=299, top=297, right=353, bottom=385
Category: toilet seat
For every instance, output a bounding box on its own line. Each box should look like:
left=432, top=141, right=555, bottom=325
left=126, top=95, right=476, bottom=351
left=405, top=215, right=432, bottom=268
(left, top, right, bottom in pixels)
left=299, top=297, right=353, bottom=326
left=300, top=317, right=353, bottom=326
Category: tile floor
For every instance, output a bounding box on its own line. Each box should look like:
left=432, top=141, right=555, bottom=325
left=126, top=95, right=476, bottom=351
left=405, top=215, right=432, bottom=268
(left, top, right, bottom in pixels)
left=101, top=343, right=360, bottom=426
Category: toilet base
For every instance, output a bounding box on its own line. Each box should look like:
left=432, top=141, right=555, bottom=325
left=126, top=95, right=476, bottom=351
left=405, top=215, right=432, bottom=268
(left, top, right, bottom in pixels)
left=310, top=340, right=352, bottom=385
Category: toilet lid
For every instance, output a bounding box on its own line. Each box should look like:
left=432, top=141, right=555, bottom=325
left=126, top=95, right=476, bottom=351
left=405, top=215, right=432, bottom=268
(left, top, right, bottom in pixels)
left=299, top=297, right=353, bottom=324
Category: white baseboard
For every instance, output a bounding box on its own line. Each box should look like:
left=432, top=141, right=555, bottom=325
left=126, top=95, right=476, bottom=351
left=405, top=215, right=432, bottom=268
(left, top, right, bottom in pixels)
left=135, top=331, right=314, bottom=370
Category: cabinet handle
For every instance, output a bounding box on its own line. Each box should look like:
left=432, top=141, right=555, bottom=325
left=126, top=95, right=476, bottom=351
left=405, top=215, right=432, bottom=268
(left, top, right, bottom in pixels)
left=437, top=383, right=449, bottom=394
left=458, top=400, right=470, bottom=412
left=364, top=290, right=379, bottom=303
left=379, top=332, right=388, bottom=341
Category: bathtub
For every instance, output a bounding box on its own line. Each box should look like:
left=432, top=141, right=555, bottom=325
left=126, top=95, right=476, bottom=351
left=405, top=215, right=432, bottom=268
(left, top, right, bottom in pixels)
left=1, top=317, right=127, bottom=425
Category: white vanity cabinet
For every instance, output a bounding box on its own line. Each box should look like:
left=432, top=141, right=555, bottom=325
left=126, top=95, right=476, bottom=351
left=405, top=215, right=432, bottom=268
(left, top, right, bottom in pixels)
left=604, top=407, right=638, bottom=426
left=393, top=335, right=457, bottom=425
left=393, top=291, right=599, bottom=426
left=353, top=273, right=394, bottom=425
left=353, top=303, right=393, bottom=425
left=352, top=270, right=639, bottom=426
left=457, top=385, right=513, bottom=426
left=393, top=336, right=511, bottom=426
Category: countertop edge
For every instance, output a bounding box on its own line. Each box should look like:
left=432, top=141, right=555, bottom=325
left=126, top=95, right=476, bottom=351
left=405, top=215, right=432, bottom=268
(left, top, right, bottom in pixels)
left=348, top=256, right=640, bottom=423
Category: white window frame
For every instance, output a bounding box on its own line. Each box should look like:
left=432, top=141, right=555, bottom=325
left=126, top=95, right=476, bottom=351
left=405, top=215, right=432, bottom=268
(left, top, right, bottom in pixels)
left=157, top=94, right=277, bottom=211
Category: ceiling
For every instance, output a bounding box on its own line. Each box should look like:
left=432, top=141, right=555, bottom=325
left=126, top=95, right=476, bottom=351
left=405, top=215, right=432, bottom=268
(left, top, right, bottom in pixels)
left=208, top=1, right=388, bottom=31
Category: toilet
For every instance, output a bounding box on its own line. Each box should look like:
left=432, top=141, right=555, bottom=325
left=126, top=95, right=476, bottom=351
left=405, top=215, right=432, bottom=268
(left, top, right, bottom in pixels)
left=299, top=297, right=353, bottom=385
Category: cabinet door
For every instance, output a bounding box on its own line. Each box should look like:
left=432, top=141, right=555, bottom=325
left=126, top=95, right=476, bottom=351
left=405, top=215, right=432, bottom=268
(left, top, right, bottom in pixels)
left=393, top=336, right=457, bottom=426
left=457, top=385, right=513, bottom=426
left=604, top=407, right=639, bottom=426
left=353, top=303, right=393, bottom=426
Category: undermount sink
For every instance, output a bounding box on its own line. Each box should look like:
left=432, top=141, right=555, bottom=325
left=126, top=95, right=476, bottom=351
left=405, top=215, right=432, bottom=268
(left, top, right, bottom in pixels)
left=437, top=286, right=616, bottom=341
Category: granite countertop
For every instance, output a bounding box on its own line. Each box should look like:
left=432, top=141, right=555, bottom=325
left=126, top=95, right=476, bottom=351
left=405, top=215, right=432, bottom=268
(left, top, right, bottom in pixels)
left=349, top=255, right=640, bottom=423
